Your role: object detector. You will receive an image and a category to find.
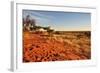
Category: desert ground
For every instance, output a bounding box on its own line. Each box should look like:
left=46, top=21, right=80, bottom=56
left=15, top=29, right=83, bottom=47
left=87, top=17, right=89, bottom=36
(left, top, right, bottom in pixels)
left=23, top=31, right=91, bottom=62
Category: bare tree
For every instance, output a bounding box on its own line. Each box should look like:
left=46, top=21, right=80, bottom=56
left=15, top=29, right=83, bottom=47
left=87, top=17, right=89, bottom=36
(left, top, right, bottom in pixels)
left=26, top=15, right=31, bottom=26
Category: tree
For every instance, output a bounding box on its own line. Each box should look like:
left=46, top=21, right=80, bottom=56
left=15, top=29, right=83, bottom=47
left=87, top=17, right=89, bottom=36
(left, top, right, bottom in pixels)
left=47, top=29, right=54, bottom=36
left=30, top=19, right=36, bottom=31
left=30, top=19, right=36, bottom=27
left=26, top=15, right=31, bottom=25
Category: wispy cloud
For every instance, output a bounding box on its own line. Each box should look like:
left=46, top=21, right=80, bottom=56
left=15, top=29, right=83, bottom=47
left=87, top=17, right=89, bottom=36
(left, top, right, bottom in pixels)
left=23, top=10, right=55, bottom=26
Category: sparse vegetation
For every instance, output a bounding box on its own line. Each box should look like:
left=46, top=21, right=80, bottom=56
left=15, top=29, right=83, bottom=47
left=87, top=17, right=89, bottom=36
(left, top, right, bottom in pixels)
left=23, top=31, right=91, bottom=62
left=23, top=15, right=91, bottom=62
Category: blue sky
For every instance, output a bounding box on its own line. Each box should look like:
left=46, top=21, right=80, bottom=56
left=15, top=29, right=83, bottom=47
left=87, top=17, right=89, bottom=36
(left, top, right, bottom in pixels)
left=23, top=10, right=91, bottom=31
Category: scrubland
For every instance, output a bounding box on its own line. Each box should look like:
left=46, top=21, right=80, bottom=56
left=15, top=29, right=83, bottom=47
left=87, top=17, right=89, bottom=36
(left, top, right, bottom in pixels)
left=23, top=31, right=91, bottom=62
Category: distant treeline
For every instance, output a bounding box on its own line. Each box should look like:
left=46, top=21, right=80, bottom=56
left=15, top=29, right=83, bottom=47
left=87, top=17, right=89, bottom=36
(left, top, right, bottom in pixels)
left=54, top=31, right=91, bottom=37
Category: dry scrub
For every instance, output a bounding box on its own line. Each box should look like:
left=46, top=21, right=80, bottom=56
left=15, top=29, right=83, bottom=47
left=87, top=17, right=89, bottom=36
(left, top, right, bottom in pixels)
left=23, top=31, right=91, bottom=62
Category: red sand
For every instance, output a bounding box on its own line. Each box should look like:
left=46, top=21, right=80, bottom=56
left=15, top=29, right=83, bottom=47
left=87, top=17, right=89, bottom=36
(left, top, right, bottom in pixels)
left=23, top=31, right=90, bottom=62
